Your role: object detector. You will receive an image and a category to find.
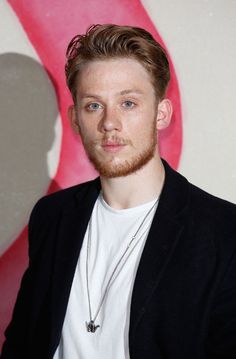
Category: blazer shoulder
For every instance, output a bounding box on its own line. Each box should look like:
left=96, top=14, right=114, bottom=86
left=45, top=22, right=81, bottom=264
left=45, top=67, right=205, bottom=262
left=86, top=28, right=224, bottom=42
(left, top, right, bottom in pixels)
left=28, top=177, right=99, bottom=236
left=189, top=181, right=236, bottom=216
left=161, top=160, right=236, bottom=222
left=187, top=182, right=236, bottom=252
left=27, top=177, right=100, bottom=259
left=31, top=177, right=100, bottom=217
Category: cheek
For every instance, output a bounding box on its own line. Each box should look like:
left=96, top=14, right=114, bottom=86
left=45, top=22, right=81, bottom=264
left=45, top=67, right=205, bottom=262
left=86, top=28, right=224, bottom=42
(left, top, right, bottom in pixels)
left=131, top=114, right=156, bottom=137
left=78, top=118, right=97, bottom=137
left=78, top=124, right=92, bottom=144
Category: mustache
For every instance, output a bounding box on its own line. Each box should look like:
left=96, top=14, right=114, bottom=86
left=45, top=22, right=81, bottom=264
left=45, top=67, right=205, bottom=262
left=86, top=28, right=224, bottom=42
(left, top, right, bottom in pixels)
left=93, top=136, right=131, bottom=146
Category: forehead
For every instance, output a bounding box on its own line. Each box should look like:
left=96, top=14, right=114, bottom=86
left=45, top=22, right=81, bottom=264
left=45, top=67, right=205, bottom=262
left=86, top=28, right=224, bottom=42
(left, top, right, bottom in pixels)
left=76, top=58, right=155, bottom=96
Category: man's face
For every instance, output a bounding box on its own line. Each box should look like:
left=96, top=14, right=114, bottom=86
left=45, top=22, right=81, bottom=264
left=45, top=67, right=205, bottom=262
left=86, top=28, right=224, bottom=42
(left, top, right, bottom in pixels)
left=71, top=58, right=160, bottom=178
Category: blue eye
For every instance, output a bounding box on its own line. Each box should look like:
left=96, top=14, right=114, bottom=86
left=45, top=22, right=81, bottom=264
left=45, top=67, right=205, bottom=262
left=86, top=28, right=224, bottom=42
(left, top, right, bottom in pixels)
left=123, top=100, right=135, bottom=108
left=87, top=103, right=102, bottom=111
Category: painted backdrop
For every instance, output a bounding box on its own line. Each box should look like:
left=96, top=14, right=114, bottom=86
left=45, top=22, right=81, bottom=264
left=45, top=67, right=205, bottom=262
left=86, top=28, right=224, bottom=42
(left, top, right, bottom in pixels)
left=0, top=0, right=235, bottom=349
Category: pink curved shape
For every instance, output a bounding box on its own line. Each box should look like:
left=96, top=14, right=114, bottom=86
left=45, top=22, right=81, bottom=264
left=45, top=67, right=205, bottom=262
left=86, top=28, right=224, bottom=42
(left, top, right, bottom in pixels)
left=8, top=0, right=182, bottom=188
left=0, top=0, right=182, bottom=348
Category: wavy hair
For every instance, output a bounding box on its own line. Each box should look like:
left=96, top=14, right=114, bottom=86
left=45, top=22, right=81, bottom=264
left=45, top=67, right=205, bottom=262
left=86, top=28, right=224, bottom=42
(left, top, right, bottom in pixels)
left=65, top=24, right=170, bottom=102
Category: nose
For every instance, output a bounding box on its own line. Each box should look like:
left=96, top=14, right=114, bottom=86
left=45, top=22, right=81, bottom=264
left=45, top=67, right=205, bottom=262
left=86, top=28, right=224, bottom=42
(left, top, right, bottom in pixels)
left=98, top=106, right=122, bottom=133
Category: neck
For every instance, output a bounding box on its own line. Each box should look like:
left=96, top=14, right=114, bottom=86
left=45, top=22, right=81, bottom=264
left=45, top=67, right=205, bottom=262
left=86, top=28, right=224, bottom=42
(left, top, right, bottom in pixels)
left=100, top=154, right=165, bottom=210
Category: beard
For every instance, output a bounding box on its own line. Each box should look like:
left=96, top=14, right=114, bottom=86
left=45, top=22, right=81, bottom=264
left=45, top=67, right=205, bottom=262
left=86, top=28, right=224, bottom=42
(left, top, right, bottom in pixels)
left=81, top=121, right=157, bottom=178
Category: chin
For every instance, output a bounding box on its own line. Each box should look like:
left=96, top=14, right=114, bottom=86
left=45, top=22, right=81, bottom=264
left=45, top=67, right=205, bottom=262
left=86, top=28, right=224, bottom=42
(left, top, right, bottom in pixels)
left=89, top=151, right=155, bottom=178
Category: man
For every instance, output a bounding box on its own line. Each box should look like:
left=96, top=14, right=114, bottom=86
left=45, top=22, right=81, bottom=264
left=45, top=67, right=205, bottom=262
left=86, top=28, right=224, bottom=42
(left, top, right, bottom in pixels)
left=1, top=24, right=236, bottom=359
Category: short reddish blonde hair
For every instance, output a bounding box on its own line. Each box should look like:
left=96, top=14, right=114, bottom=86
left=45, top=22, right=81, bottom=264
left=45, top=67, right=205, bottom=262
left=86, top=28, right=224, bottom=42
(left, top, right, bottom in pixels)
left=65, top=24, right=170, bottom=102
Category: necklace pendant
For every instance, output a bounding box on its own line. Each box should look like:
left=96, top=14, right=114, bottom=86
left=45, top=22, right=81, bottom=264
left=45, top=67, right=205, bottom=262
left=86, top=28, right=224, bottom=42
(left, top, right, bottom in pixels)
left=86, top=320, right=100, bottom=333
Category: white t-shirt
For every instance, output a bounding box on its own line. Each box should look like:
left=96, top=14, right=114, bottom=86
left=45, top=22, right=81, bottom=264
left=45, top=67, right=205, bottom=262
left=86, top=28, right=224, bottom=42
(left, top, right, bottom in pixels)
left=53, top=193, right=158, bottom=359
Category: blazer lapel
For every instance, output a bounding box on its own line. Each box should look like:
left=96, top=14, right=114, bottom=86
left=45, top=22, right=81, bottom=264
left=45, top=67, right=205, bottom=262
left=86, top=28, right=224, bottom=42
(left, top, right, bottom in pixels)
left=49, top=178, right=101, bottom=353
left=46, top=160, right=190, bottom=352
left=129, top=161, right=189, bottom=343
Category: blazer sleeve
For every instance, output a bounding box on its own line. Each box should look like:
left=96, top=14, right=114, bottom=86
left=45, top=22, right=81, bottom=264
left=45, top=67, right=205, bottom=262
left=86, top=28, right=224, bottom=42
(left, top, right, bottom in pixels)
left=0, top=198, right=51, bottom=358
left=206, top=238, right=236, bottom=357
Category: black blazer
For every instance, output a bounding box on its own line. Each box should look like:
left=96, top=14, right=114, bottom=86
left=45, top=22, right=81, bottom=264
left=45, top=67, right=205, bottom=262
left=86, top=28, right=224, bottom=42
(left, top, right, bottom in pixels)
left=1, top=160, right=236, bottom=359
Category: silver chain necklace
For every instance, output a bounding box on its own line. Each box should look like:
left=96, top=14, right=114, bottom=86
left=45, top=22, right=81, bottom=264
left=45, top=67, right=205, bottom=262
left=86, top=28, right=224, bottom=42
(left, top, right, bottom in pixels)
left=85, top=197, right=158, bottom=333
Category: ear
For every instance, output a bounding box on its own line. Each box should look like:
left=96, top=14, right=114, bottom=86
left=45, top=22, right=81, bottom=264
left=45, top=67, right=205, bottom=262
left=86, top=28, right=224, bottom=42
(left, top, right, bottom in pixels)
left=156, top=99, right=173, bottom=131
left=67, top=105, right=80, bottom=134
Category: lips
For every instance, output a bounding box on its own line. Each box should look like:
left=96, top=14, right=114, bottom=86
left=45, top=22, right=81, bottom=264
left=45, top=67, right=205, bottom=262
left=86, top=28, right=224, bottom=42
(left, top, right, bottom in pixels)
left=101, top=143, right=126, bottom=153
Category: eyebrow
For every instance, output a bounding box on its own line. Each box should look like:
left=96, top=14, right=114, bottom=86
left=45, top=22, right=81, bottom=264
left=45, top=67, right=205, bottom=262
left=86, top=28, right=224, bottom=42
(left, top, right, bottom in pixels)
left=79, top=94, right=103, bottom=100
left=119, top=89, right=144, bottom=96
left=78, top=89, right=144, bottom=100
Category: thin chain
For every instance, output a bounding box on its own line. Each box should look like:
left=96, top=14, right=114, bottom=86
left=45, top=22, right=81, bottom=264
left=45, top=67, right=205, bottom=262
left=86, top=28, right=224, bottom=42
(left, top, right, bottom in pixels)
left=86, top=197, right=158, bottom=325
left=86, top=220, right=93, bottom=321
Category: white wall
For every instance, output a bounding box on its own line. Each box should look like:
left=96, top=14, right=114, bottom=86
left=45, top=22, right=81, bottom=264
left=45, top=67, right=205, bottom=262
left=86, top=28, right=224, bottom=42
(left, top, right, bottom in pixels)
left=142, top=0, right=236, bottom=202
left=0, top=0, right=236, bottom=255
